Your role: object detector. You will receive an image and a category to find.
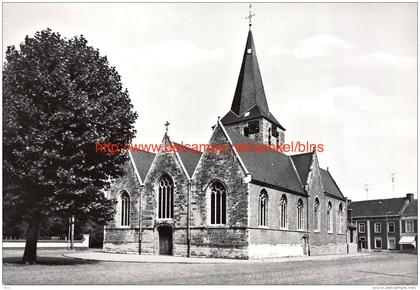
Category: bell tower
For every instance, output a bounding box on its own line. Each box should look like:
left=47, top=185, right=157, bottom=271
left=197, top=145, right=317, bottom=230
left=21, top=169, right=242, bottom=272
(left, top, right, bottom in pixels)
left=220, top=8, right=285, bottom=145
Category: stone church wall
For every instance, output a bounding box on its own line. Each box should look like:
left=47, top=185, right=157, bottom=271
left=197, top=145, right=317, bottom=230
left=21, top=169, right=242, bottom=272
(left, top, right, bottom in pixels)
left=190, top=125, right=250, bottom=258
left=306, top=154, right=348, bottom=255
left=248, top=183, right=308, bottom=258
left=224, top=118, right=284, bottom=145
left=140, top=147, right=190, bottom=255
left=103, top=161, right=141, bottom=253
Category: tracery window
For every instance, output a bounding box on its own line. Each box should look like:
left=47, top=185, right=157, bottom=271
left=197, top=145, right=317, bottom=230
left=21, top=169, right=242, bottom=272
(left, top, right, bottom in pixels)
left=210, top=181, right=226, bottom=225
left=259, top=190, right=268, bottom=226
left=280, top=194, right=287, bottom=229
left=121, top=191, right=130, bottom=226
left=158, top=174, right=174, bottom=219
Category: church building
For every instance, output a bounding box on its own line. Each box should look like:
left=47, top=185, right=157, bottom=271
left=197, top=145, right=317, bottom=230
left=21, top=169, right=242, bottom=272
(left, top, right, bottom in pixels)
left=103, top=22, right=355, bottom=258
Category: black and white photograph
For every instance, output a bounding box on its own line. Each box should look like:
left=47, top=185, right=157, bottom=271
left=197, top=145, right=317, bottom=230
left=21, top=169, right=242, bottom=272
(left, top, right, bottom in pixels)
left=2, top=1, right=418, bottom=286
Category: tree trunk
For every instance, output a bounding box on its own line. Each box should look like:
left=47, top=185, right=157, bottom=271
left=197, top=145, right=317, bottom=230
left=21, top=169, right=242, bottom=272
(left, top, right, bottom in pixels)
left=22, top=218, right=40, bottom=264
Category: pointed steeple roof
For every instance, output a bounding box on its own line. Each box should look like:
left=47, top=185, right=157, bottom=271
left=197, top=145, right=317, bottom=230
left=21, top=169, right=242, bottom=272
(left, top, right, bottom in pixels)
left=221, top=29, right=285, bottom=130
left=231, top=30, right=269, bottom=116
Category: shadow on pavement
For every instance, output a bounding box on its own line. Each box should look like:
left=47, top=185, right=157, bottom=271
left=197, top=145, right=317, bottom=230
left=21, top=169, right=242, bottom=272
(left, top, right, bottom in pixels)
left=3, top=255, right=99, bottom=266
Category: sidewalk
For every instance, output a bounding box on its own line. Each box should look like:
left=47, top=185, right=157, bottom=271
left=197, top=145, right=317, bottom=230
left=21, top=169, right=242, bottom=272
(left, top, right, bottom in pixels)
left=64, top=251, right=370, bottom=264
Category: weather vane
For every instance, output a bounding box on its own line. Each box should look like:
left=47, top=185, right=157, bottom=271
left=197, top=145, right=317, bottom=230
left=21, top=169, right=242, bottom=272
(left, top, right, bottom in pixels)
left=165, top=121, right=170, bottom=134
left=245, top=4, right=255, bottom=28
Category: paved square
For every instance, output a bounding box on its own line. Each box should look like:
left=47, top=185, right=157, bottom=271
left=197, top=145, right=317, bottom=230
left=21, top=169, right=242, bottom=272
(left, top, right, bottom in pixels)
left=2, top=249, right=418, bottom=284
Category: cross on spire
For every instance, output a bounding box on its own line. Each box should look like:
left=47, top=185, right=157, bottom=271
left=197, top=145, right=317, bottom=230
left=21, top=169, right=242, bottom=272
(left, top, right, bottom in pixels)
left=164, top=121, right=170, bottom=134
left=245, top=4, right=255, bottom=29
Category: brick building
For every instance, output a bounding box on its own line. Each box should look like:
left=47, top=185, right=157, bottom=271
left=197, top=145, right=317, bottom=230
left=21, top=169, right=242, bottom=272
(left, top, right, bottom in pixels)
left=103, top=27, right=355, bottom=259
left=349, top=193, right=417, bottom=252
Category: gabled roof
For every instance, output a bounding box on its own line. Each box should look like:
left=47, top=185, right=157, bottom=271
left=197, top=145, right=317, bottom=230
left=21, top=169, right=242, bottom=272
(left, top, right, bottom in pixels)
left=291, top=152, right=313, bottom=185
left=349, top=197, right=408, bottom=217
left=402, top=199, right=417, bottom=217
left=221, top=29, right=285, bottom=130
left=131, top=150, right=155, bottom=182
left=224, top=127, right=304, bottom=194
left=172, top=143, right=202, bottom=177
left=320, top=168, right=345, bottom=200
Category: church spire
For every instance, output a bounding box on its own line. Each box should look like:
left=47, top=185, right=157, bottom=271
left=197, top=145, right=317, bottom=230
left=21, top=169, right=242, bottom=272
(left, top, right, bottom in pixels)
left=230, top=28, right=269, bottom=116
left=220, top=10, right=286, bottom=144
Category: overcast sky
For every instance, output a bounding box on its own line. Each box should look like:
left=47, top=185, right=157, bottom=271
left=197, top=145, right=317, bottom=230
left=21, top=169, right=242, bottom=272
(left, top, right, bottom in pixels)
left=3, top=3, right=417, bottom=201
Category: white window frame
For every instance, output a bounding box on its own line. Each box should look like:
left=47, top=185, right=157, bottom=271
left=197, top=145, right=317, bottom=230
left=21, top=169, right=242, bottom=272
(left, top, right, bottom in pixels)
left=405, top=220, right=415, bottom=233
left=358, top=223, right=365, bottom=233
left=374, top=222, right=381, bottom=233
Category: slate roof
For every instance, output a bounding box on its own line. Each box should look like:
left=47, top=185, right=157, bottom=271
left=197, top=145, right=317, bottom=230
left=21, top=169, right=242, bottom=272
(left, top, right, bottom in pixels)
left=349, top=197, right=408, bottom=217
left=221, top=30, right=285, bottom=130
left=402, top=199, right=417, bottom=217
left=290, top=152, right=313, bottom=185
left=320, top=169, right=345, bottom=200
left=131, top=150, right=155, bottom=182
left=225, top=127, right=305, bottom=194
left=172, top=143, right=202, bottom=177
left=221, top=106, right=285, bottom=130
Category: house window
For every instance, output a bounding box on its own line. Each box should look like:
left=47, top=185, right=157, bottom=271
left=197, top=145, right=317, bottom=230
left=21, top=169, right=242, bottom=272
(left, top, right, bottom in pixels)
left=388, top=237, right=396, bottom=249
left=280, top=194, right=287, bottom=229
left=297, top=198, right=304, bottom=230
left=158, top=174, right=174, bottom=219
left=210, top=181, right=226, bottom=225
left=338, top=203, right=343, bottom=233
left=388, top=222, right=395, bottom=233
left=259, top=190, right=268, bottom=226
left=120, top=191, right=130, bottom=226
left=327, top=201, right=333, bottom=233
left=374, top=222, right=381, bottom=233
left=406, top=220, right=414, bottom=233
left=358, top=223, right=365, bottom=233
left=374, top=237, right=382, bottom=249
left=314, top=197, right=320, bottom=231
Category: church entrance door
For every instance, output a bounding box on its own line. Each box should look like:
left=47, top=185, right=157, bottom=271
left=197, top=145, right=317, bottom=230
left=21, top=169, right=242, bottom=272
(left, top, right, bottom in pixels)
left=158, top=226, right=173, bottom=255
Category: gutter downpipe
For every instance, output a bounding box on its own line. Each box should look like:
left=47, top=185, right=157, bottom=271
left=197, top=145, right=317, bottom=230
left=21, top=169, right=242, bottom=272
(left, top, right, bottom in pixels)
left=305, top=184, right=311, bottom=256
left=187, top=179, right=192, bottom=257
left=138, top=185, right=144, bottom=255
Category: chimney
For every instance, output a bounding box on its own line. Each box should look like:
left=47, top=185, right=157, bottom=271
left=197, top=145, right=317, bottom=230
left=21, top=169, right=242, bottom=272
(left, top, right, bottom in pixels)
left=406, top=193, right=414, bottom=202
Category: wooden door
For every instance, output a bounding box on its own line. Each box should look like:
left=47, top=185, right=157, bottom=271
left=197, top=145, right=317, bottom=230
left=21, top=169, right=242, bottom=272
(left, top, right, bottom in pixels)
left=158, top=226, right=173, bottom=255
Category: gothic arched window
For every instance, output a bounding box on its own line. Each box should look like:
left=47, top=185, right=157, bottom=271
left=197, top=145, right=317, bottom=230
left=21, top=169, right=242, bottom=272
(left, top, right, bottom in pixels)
left=280, top=194, right=288, bottom=229
left=314, top=197, right=320, bottom=231
left=158, top=174, right=174, bottom=219
left=259, top=190, right=268, bottom=226
left=327, top=201, right=333, bottom=232
left=121, top=191, right=130, bottom=226
left=297, top=198, right=304, bottom=230
left=210, top=181, right=226, bottom=225
left=338, top=203, right=344, bottom=233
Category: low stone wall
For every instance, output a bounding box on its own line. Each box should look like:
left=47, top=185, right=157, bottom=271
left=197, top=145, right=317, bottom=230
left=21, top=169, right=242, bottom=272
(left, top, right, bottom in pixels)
left=248, top=243, right=305, bottom=259
left=310, top=243, right=348, bottom=256
left=3, top=234, right=89, bottom=249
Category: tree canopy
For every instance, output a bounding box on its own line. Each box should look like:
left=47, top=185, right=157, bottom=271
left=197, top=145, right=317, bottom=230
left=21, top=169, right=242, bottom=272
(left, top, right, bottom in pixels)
left=3, top=29, right=138, bottom=263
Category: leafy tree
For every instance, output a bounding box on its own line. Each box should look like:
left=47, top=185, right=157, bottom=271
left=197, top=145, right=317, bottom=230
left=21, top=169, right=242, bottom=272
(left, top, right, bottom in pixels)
left=3, top=29, right=137, bottom=264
